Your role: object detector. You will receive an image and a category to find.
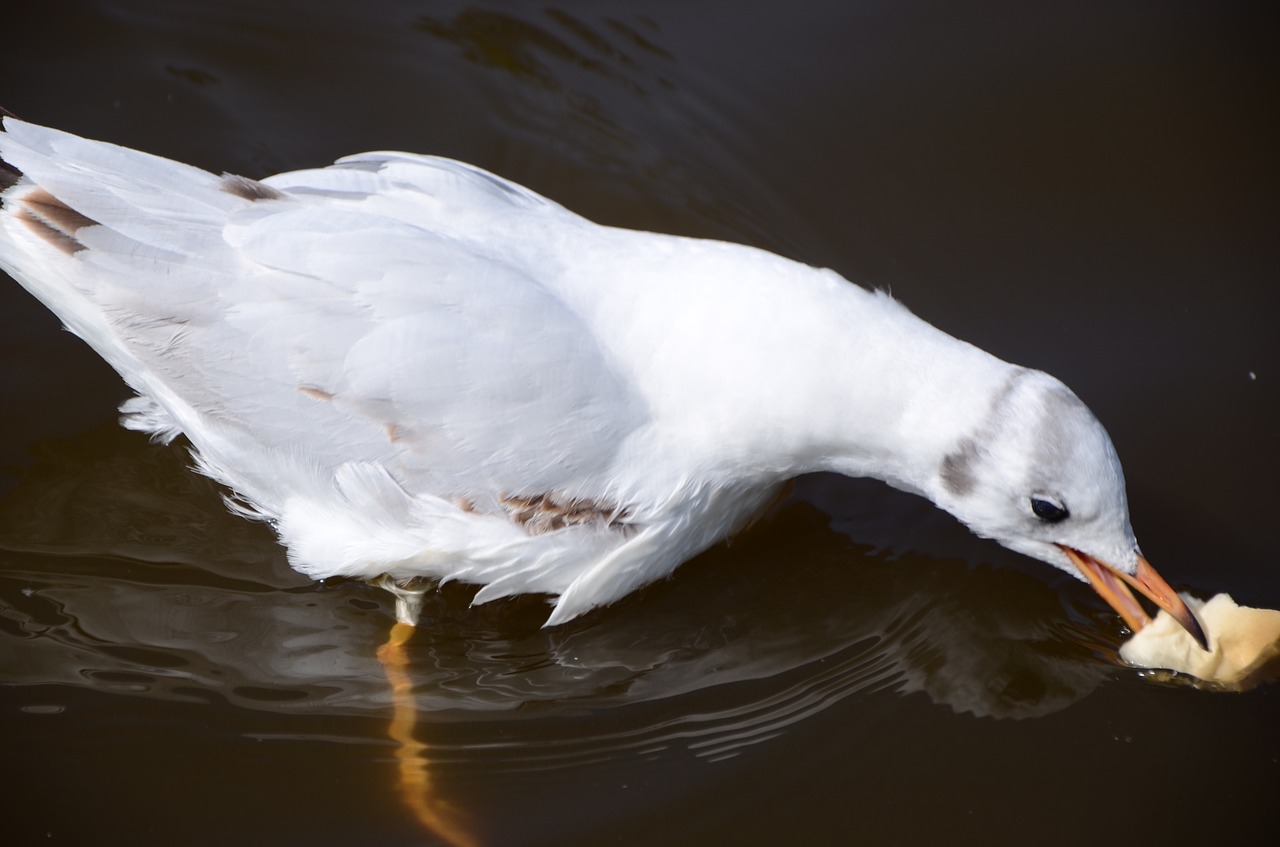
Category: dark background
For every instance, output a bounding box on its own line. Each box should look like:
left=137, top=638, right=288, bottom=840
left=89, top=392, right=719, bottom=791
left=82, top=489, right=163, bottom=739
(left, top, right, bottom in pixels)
left=1, top=2, right=1277, bottom=845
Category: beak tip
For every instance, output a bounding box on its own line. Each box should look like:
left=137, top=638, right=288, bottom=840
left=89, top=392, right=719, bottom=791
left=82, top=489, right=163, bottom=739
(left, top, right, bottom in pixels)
left=1188, top=614, right=1211, bottom=652
left=1066, top=546, right=1212, bottom=652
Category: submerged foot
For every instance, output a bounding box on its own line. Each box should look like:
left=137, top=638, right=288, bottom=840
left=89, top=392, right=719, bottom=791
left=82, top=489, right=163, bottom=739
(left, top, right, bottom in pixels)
left=374, top=573, right=429, bottom=626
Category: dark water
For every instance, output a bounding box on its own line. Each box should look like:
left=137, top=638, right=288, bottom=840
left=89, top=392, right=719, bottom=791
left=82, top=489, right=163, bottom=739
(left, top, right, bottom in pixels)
left=1, top=2, right=1277, bottom=845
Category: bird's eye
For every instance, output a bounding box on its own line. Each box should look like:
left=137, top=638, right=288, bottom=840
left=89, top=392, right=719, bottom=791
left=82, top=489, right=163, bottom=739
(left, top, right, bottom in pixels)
left=1030, top=496, right=1069, bottom=523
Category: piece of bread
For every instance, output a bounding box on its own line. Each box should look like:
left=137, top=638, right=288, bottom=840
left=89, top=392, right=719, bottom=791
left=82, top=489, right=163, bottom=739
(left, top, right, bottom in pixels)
left=1120, top=593, right=1280, bottom=687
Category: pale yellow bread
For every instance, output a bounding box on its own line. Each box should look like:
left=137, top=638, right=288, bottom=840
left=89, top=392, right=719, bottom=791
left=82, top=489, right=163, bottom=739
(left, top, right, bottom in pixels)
left=1120, top=593, right=1280, bottom=686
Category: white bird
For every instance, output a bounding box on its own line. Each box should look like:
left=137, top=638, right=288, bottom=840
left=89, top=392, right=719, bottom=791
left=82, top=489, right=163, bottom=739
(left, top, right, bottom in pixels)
left=0, top=114, right=1205, bottom=646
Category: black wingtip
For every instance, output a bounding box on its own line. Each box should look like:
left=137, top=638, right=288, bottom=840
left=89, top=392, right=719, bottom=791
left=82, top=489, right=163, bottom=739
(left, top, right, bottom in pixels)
left=0, top=108, right=22, bottom=195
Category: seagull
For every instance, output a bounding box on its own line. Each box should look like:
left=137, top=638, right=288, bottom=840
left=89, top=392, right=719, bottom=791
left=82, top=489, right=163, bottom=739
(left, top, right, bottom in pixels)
left=0, top=114, right=1206, bottom=648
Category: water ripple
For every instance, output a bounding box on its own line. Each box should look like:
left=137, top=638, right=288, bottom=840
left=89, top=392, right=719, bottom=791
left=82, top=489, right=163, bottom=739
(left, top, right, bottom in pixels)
left=1, top=420, right=1120, bottom=778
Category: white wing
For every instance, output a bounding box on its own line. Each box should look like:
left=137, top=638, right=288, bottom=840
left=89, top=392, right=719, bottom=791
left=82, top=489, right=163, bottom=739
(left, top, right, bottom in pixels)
left=219, top=200, right=647, bottom=503
left=0, top=120, right=651, bottom=599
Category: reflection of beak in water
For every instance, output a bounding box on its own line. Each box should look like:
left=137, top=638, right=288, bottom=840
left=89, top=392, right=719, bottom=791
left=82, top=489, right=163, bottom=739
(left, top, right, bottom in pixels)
left=378, top=622, right=480, bottom=847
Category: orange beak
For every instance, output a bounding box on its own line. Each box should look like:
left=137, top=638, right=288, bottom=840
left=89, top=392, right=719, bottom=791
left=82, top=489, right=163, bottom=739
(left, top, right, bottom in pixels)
left=1059, top=545, right=1209, bottom=651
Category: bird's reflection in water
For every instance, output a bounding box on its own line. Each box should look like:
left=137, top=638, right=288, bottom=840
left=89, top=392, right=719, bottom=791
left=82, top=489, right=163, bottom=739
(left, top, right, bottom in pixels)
left=0, top=425, right=1128, bottom=841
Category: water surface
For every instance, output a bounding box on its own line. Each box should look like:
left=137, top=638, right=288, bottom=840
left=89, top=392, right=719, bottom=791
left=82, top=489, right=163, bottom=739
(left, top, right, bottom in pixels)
left=1, top=2, right=1277, bottom=845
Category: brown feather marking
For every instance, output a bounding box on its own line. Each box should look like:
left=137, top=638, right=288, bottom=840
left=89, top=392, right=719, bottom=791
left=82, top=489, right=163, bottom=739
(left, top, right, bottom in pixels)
left=298, top=386, right=336, bottom=402
left=13, top=187, right=98, bottom=255
left=23, top=187, right=98, bottom=232
left=500, top=492, right=631, bottom=535
left=16, top=207, right=84, bottom=255
left=220, top=173, right=285, bottom=202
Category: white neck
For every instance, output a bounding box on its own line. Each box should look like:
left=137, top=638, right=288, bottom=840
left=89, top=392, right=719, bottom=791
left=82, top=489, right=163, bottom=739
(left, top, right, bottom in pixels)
left=560, top=232, right=1020, bottom=508
left=654, top=271, right=1019, bottom=497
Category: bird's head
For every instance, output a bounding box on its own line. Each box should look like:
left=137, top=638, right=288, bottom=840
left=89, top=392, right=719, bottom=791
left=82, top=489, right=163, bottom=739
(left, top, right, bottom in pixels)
left=929, top=370, right=1208, bottom=650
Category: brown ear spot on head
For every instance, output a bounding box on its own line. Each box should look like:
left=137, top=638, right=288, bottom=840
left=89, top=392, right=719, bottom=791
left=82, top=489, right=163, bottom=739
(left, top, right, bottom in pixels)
left=940, top=438, right=978, bottom=497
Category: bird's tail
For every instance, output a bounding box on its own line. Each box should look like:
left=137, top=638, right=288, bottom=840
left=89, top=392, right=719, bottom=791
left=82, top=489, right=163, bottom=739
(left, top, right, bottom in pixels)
left=0, top=114, right=282, bottom=364
left=0, top=115, right=290, bottom=453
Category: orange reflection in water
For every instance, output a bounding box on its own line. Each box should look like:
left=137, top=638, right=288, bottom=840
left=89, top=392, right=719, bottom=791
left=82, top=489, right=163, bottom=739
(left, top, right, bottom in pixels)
left=379, top=622, right=482, bottom=847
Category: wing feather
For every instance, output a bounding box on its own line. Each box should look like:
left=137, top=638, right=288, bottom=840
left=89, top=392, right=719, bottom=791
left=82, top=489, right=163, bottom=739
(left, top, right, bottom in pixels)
left=1, top=118, right=655, bottom=600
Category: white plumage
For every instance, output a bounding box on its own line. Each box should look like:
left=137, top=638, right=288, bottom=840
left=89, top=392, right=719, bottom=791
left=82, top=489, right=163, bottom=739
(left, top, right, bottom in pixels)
left=0, top=116, right=1205, bottom=641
